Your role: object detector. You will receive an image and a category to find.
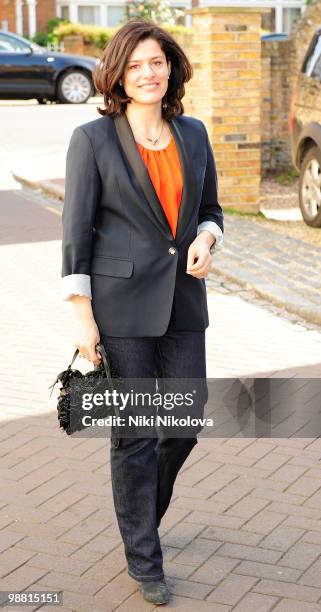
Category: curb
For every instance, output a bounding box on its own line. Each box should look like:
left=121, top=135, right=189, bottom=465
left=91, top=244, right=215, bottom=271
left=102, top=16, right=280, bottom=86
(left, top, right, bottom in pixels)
left=211, top=264, right=321, bottom=327
left=12, top=173, right=65, bottom=200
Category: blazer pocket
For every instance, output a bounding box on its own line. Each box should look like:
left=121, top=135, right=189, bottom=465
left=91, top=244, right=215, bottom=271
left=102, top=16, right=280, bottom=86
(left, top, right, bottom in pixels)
left=91, top=256, right=134, bottom=278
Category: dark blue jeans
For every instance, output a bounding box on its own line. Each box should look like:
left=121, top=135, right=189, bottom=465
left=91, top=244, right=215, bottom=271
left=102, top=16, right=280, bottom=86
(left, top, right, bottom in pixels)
left=101, top=313, right=206, bottom=582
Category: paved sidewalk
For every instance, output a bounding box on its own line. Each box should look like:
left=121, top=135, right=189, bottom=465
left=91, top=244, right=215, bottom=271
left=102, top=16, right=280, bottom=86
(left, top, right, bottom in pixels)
left=2, top=200, right=321, bottom=610
left=212, top=217, right=321, bottom=327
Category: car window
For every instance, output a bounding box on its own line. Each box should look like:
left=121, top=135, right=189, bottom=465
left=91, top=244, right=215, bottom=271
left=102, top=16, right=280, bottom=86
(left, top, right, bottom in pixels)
left=303, top=33, right=321, bottom=78
left=0, top=33, right=30, bottom=53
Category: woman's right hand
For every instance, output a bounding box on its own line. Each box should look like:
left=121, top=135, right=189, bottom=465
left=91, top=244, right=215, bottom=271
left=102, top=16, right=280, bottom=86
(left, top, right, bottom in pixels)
left=74, top=317, right=101, bottom=366
left=70, top=296, right=102, bottom=366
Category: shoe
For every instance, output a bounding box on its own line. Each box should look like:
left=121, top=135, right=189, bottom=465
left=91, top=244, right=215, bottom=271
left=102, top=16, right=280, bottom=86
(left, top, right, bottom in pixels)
left=138, top=579, right=170, bottom=604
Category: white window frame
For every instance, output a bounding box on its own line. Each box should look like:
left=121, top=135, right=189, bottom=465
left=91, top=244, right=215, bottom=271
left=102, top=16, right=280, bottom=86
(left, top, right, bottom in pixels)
left=198, top=0, right=306, bottom=33
left=56, top=0, right=189, bottom=27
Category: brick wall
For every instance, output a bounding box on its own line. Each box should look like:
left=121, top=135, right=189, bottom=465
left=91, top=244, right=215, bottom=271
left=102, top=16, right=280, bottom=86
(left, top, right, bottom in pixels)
left=0, top=0, right=56, bottom=36
left=36, top=0, right=56, bottom=33
left=261, top=38, right=296, bottom=173
left=20, top=0, right=56, bottom=36
left=0, top=0, right=16, bottom=31
left=262, top=0, right=321, bottom=174
left=186, top=7, right=267, bottom=212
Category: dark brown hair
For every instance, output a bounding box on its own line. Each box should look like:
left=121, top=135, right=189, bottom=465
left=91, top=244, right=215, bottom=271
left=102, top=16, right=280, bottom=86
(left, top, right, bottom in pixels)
left=93, top=19, right=193, bottom=120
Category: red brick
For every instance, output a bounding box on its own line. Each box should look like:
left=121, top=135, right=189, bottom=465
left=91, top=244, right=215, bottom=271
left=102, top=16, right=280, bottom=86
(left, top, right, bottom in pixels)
left=269, top=465, right=308, bottom=484
left=298, top=559, right=321, bottom=589
left=92, top=572, right=144, bottom=607
left=189, top=555, right=239, bottom=584
left=202, top=526, right=262, bottom=546
left=162, top=521, right=205, bottom=548
left=233, top=591, right=278, bottom=611
left=81, top=546, right=127, bottom=584
left=253, top=579, right=321, bottom=602
left=186, top=511, right=245, bottom=529
left=217, top=543, right=282, bottom=564
left=178, top=460, right=222, bottom=487
left=162, top=575, right=214, bottom=599
left=234, top=560, right=301, bottom=582
left=1, top=547, right=36, bottom=578
left=287, top=476, right=321, bottom=498
left=207, top=573, right=257, bottom=605
left=226, top=496, right=270, bottom=519
left=0, top=531, right=25, bottom=553
left=242, top=510, right=286, bottom=536
left=27, top=552, right=91, bottom=576
left=164, top=561, right=193, bottom=579
left=273, top=599, right=321, bottom=611
left=261, top=527, right=304, bottom=551
left=0, top=565, right=48, bottom=592
left=266, top=502, right=321, bottom=520
left=16, top=536, right=76, bottom=556
left=171, top=538, right=221, bottom=566
left=37, top=570, right=103, bottom=596
left=278, top=543, right=321, bottom=571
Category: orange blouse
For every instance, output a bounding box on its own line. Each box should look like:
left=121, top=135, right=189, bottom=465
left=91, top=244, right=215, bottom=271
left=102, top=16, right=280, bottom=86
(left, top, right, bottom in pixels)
left=136, top=136, right=183, bottom=238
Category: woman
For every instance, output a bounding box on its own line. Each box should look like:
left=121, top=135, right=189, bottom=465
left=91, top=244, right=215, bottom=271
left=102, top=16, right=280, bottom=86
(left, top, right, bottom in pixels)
left=61, top=18, right=223, bottom=605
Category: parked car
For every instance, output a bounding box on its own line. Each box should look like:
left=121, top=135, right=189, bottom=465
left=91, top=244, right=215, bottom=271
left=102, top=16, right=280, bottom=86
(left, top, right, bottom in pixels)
left=290, top=27, right=321, bottom=227
left=0, top=30, right=98, bottom=104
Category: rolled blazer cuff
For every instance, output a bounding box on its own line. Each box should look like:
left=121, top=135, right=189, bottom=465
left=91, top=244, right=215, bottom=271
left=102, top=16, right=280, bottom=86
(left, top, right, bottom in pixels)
left=197, top=221, right=224, bottom=251
left=61, top=274, right=92, bottom=301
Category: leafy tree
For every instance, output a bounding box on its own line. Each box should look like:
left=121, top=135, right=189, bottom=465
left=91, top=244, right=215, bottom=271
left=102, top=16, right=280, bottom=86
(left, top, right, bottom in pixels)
left=126, top=0, right=183, bottom=25
left=32, top=17, right=70, bottom=46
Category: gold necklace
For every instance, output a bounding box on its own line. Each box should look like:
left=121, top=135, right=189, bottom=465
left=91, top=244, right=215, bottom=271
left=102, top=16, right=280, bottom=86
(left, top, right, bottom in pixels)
left=143, top=120, right=165, bottom=146
left=131, top=118, right=165, bottom=146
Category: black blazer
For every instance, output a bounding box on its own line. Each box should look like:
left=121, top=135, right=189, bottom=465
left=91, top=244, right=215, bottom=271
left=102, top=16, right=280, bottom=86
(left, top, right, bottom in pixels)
left=62, top=112, right=224, bottom=337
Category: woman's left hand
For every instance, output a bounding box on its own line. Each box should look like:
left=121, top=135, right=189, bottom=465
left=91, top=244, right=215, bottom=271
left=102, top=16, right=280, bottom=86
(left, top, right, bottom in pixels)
left=186, top=231, right=215, bottom=279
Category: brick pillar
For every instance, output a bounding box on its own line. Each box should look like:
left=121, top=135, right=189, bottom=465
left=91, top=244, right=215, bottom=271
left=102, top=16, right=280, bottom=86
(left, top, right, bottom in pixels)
left=187, top=7, right=269, bottom=212
left=63, top=36, right=85, bottom=56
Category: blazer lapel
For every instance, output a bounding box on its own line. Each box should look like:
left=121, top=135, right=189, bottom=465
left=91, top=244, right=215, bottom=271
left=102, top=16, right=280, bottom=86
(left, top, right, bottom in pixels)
left=168, top=117, right=196, bottom=244
left=113, top=112, right=195, bottom=244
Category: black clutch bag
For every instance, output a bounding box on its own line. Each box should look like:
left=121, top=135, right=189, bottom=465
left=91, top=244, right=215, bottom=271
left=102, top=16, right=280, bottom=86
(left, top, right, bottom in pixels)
left=49, top=342, right=118, bottom=436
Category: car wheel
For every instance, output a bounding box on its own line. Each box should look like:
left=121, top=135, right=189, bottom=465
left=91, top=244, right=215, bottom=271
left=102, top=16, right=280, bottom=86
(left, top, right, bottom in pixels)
left=57, top=70, right=93, bottom=104
left=37, top=98, right=46, bottom=104
left=299, top=145, right=321, bottom=227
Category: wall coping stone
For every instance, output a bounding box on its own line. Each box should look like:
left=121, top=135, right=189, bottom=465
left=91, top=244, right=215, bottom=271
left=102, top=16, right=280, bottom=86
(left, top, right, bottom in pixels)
left=186, top=7, right=271, bottom=14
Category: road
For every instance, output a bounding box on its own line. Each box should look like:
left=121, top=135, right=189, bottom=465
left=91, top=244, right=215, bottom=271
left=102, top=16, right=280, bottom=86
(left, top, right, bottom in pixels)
left=0, top=98, right=102, bottom=152
left=0, top=99, right=103, bottom=193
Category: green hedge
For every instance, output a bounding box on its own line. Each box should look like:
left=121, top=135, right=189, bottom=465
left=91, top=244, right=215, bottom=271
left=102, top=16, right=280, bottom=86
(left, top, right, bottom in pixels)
left=55, top=22, right=192, bottom=49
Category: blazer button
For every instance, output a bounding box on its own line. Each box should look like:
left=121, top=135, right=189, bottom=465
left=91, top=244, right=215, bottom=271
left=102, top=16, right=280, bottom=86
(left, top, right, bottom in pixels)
left=168, top=247, right=176, bottom=255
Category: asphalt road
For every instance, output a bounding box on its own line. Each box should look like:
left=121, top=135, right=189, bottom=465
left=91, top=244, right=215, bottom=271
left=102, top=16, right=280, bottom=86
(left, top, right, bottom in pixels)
left=0, top=97, right=103, bottom=153
left=0, top=99, right=104, bottom=196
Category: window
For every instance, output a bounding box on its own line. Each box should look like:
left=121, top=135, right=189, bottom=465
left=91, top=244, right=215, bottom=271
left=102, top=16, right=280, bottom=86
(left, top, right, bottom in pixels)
left=61, top=6, right=70, bottom=20
left=283, top=8, right=301, bottom=35
left=107, top=6, right=125, bottom=27
left=78, top=6, right=99, bottom=25
left=0, top=33, right=30, bottom=52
